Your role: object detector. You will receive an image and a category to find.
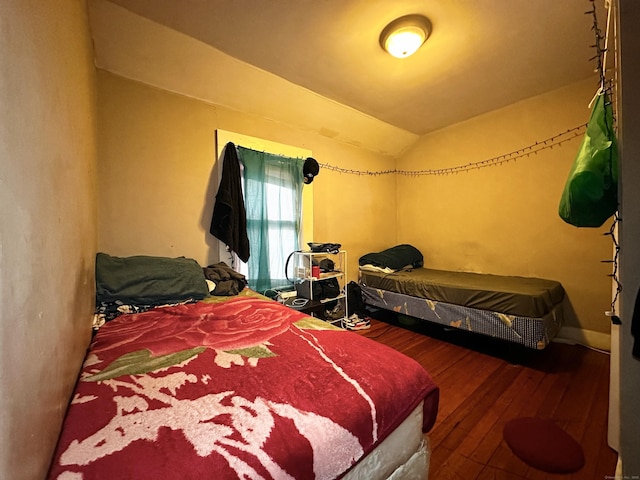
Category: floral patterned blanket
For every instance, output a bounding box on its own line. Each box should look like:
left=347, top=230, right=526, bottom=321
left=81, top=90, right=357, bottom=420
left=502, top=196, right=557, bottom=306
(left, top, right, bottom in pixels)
left=48, top=290, right=439, bottom=480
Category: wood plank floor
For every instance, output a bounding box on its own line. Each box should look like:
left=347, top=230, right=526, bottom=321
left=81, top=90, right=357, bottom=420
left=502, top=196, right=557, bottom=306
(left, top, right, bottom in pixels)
left=355, top=313, right=618, bottom=479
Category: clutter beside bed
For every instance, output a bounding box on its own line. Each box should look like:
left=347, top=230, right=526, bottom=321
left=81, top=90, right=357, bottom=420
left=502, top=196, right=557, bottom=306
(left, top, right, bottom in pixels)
left=49, top=253, right=439, bottom=479
left=284, top=243, right=371, bottom=330
left=202, top=261, right=248, bottom=295
left=358, top=245, right=565, bottom=350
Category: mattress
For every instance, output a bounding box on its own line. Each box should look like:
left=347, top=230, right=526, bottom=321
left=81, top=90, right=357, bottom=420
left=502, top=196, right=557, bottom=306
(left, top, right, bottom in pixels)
left=48, top=289, right=439, bottom=479
left=343, top=402, right=429, bottom=479
left=359, top=268, right=564, bottom=318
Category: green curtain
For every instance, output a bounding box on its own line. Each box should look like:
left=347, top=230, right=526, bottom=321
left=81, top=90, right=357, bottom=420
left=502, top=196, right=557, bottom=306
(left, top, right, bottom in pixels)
left=238, top=146, right=304, bottom=292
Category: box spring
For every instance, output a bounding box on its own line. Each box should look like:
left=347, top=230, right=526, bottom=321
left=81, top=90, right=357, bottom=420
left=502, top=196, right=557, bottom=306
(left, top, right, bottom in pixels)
left=360, top=276, right=564, bottom=350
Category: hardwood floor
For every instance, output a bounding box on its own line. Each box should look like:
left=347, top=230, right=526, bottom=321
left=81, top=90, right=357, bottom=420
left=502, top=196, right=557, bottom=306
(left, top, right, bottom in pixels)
left=355, top=313, right=618, bottom=479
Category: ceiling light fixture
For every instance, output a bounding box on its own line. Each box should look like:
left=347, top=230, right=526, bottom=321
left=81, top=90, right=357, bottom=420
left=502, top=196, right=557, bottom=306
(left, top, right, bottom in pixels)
left=380, top=14, right=431, bottom=59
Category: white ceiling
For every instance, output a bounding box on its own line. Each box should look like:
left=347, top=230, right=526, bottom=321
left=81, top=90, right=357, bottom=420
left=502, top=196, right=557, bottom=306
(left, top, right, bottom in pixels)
left=90, top=0, right=606, bottom=156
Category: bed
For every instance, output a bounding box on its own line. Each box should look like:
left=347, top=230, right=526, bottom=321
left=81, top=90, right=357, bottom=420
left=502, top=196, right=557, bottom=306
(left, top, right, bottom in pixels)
left=47, top=253, right=440, bottom=479
left=359, top=245, right=565, bottom=350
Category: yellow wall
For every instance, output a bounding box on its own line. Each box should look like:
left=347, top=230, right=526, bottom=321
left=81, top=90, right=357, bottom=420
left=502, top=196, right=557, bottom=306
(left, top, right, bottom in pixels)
left=0, top=4, right=628, bottom=477
left=98, top=71, right=613, bottom=346
left=397, top=78, right=613, bottom=344
left=0, top=1, right=97, bottom=479
left=97, top=70, right=397, bottom=283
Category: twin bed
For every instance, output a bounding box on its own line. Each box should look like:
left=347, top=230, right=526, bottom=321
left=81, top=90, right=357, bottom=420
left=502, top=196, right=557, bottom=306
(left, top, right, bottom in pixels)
left=358, top=245, right=565, bottom=350
left=48, top=254, right=440, bottom=480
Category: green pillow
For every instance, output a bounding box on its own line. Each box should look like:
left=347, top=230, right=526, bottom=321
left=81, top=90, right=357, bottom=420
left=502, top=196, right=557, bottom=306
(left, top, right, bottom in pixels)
left=96, top=253, right=209, bottom=305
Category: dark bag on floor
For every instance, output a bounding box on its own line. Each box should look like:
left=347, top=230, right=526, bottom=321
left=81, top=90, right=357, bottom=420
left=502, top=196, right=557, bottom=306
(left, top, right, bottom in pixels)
left=347, top=281, right=366, bottom=317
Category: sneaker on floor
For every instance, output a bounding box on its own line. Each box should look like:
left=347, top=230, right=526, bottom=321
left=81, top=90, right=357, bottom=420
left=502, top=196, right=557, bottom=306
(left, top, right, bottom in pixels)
left=343, top=314, right=370, bottom=330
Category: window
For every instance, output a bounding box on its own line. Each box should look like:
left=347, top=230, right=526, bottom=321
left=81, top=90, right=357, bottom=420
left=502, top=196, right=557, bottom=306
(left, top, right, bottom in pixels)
left=215, top=131, right=313, bottom=293
left=241, top=148, right=303, bottom=292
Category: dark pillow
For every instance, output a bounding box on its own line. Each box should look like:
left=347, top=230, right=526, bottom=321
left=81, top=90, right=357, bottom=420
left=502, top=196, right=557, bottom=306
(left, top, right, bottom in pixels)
left=96, top=253, right=209, bottom=305
left=358, top=244, right=424, bottom=271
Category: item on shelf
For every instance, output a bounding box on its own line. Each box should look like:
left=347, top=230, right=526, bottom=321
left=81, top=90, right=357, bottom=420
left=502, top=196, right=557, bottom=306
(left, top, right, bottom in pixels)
left=308, top=242, right=341, bottom=254
left=319, top=258, right=335, bottom=272
left=295, top=277, right=340, bottom=300
left=291, top=249, right=347, bottom=325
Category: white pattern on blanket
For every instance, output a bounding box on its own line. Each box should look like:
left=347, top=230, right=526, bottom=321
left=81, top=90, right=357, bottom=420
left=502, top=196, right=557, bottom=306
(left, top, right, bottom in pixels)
left=48, top=293, right=439, bottom=480
left=61, top=334, right=369, bottom=479
left=63, top=380, right=363, bottom=479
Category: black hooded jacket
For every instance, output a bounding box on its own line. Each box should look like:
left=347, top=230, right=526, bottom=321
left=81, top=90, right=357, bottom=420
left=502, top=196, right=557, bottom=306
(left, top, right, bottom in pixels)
left=210, top=142, right=250, bottom=262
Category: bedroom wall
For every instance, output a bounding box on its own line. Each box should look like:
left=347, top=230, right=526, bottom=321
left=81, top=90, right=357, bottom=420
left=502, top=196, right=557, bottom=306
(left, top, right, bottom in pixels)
left=0, top=1, right=97, bottom=479
left=96, top=70, right=397, bottom=286
left=396, top=77, right=613, bottom=349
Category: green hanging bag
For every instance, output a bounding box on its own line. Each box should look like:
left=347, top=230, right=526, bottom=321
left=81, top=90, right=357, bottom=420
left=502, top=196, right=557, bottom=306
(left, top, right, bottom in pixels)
left=558, top=92, right=618, bottom=227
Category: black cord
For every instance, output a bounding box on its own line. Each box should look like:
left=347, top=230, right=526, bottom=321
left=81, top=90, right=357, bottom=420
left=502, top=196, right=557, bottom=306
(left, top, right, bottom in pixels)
left=604, top=213, right=622, bottom=323
left=284, top=250, right=302, bottom=284
left=586, top=0, right=607, bottom=91
left=290, top=298, right=309, bottom=307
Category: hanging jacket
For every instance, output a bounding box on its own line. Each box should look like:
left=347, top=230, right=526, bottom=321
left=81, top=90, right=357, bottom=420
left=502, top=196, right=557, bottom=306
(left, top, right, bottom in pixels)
left=210, top=142, right=250, bottom=262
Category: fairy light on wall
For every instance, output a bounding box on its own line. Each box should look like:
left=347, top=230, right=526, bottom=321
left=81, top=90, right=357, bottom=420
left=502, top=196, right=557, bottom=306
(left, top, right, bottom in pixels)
left=319, top=124, right=587, bottom=177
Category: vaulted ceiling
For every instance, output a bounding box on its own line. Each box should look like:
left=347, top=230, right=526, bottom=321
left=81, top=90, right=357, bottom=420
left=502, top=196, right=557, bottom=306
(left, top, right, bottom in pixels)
left=89, top=0, right=606, bottom=156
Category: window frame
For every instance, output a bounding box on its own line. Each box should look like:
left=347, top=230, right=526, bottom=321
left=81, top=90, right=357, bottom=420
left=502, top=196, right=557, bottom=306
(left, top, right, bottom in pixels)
left=214, top=130, right=313, bottom=288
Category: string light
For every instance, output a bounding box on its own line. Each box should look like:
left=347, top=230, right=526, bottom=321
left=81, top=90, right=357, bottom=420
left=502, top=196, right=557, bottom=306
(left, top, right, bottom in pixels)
left=319, top=124, right=587, bottom=176
left=586, top=0, right=621, bottom=320
left=604, top=213, right=622, bottom=323
left=320, top=0, right=621, bottom=322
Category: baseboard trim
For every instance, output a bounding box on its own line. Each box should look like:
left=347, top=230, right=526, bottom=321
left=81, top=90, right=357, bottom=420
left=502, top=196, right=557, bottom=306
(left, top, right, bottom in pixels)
left=553, top=326, right=611, bottom=352
left=615, top=455, right=622, bottom=478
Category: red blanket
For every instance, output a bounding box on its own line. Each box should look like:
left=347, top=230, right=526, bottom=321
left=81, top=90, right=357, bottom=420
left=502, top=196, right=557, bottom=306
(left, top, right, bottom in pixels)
left=48, top=291, right=438, bottom=479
